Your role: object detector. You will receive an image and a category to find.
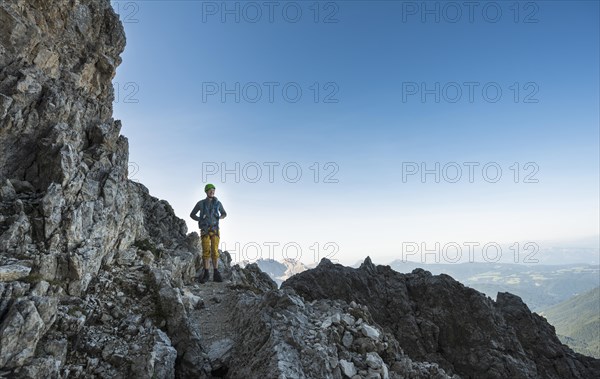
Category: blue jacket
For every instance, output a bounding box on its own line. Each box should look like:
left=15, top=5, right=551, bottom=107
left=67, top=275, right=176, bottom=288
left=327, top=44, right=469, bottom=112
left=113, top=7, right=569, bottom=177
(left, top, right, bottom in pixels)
left=190, top=197, right=226, bottom=233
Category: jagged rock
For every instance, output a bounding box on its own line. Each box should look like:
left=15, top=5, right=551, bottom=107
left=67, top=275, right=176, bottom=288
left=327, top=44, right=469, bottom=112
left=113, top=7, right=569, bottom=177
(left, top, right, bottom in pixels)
left=0, top=179, right=16, bottom=201
left=207, top=338, right=234, bottom=374
left=340, top=359, right=357, bottom=377
left=16, top=74, right=41, bottom=95
left=495, top=292, right=599, bottom=379
left=30, top=280, right=49, bottom=297
left=230, top=262, right=278, bottom=293
left=1, top=0, right=133, bottom=297
left=366, top=352, right=384, bottom=369
left=0, top=281, right=29, bottom=317
left=181, top=287, right=203, bottom=310
left=342, top=331, right=353, bottom=348
left=0, top=1, right=205, bottom=376
left=41, top=183, right=64, bottom=240
left=8, top=179, right=34, bottom=194
left=0, top=93, right=13, bottom=119
left=283, top=257, right=600, bottom=378
left=0, top=264, right=30, bottom=281
left=140, top=250, right=155, bottom=265
left=116, top=248, right=137, bottom=266
left=30, top=296, right=58, bottom=333
left=146, top=330, right=178, bottom=379
left=0, top=300, right=45, bottom=368
left=361, top=323, right=380, bottom=340
left=218, top=273, right=456, bottom=379
left=152, top=269, right=206, bottom=377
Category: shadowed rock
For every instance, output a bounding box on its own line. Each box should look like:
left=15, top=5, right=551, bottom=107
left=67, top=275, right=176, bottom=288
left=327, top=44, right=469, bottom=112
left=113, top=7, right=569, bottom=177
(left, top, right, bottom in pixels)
left=282, top=257, right=600, bottom=379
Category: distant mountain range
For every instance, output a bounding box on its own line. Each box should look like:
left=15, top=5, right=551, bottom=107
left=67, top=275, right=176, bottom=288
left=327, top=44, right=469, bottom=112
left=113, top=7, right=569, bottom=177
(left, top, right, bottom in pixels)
left=540, top=287, right=600, bottom=359
left=532, top=246, right=599, bottom=265
left=253, top=258, right=314, bottom=286
left=388, top=260, right=599, bottom=311
left=369, top=237, right=599, bottom=266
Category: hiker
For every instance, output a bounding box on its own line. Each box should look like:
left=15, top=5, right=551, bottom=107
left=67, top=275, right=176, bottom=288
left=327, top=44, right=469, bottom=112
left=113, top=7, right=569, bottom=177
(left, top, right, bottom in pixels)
left=190, top=183, right=227, bottom=283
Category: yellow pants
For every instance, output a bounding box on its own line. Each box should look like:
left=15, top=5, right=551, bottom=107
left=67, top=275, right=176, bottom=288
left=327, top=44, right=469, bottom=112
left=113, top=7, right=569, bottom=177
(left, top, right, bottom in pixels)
left=201, top=230, right=220, bottom=260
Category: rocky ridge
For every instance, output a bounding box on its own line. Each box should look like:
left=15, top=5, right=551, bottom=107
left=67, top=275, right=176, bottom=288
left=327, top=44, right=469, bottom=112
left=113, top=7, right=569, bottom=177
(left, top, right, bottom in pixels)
left=1, top=1, right=599, bottom=378
left=282, top=258, right=600, bottom=378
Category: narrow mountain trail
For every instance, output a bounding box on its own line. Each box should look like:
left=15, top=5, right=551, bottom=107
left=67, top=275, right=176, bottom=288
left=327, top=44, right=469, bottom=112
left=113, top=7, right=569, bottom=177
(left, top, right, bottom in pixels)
left=187, top=280, right=239, bottom=376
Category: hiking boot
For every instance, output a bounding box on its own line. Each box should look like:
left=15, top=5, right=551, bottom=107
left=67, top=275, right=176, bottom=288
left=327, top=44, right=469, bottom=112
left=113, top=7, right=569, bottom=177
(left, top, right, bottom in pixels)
left=198, top=269, right=210, bottom=284
left=213, top=269, right=223, bottom=283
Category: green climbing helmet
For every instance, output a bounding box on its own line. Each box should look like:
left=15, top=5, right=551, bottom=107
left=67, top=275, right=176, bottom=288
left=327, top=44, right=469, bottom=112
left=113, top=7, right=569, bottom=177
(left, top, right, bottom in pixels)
left=204, top=183, right=216, bottom=192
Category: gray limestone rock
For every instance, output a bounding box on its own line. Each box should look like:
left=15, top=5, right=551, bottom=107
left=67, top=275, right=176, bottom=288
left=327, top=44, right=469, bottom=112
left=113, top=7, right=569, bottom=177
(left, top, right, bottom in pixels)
left=340, top=359, right=357, bottom=377
left=361, top=323, right=381, bottom=340
left=0, top=179, right=16, bottom=201
left=0, top=93, right=13, bottom=119
left=230, top=262, right=278, bottom=293
left=0, top=300, right=45, bottom=368
left=0, top=264, right=30, bottom=282
left=0, top=1, right=204, bottom=377
left=283, top=257, right=600, bottom=378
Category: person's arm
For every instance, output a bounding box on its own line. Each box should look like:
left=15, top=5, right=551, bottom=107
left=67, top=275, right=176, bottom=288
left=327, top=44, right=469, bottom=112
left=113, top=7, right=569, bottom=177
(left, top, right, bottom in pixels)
left=219, top=202, right=227, bottom=219
left=190, top=201, right=202, bottom=221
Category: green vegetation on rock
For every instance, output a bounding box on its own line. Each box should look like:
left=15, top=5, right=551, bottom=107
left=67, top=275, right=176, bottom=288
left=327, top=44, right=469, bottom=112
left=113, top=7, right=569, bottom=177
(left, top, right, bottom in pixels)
left=541, top=287, right=600, bottom=358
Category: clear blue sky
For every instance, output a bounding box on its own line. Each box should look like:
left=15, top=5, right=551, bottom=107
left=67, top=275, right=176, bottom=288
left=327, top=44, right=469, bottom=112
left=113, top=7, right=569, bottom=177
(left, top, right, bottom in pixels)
left=111, top=1, right=599, bottom=265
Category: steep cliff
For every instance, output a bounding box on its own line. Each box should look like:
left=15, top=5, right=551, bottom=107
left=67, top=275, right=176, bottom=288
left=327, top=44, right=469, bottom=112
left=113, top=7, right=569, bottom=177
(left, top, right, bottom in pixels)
left=0, top=1, right=202, bottom=376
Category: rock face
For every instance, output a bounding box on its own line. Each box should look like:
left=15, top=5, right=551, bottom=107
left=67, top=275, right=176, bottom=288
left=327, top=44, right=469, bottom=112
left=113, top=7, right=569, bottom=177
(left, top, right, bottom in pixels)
left=2, top=0, right=123, bottom=292
left=225, top=282, right=457, bottom=379
left=1, top=1, right=600, bottom=378
left=188, top=261, right=457, bottom=379
left=282, top=258, right=600, bottom=379
left=0, top=0, right=201, bottom=377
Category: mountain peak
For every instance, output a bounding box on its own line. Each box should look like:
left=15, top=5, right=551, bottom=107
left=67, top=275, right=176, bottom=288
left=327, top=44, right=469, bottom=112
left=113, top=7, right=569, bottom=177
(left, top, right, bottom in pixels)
left=281, top=259, right=600, bottom=378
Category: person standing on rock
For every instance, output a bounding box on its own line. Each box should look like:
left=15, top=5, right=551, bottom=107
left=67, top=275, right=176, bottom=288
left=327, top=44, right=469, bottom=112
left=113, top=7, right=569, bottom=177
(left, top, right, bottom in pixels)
left=190, top=184, right=227, bottom=283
